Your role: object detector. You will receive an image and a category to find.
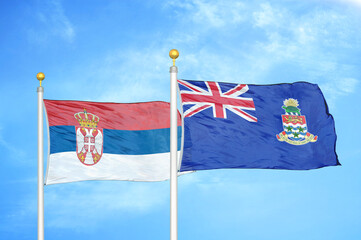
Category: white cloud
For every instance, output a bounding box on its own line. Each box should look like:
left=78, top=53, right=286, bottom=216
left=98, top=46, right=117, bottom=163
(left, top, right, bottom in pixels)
left=29, top=0, right=75, bottom=43
left=248, top=3, right=361, bottom=96
left=253, top=2, right=283, bottom=27
left=165, top=0, right=246, bottom=28
left=0, top=126, right=26, bottom=161
left=60, top=0, right=359, bottom=106
left=163, top=1, right=358, bottom=84
left=48, top=1, right=360, bottom=110
left=320, top=77, right=358, bottom=107
left=339, top=78, right=358, bottom=93
left=3, top=181, right=168, bottom=231
left=44, top=182, right=168, bottom=229
left=88, top=47, right=172, bottom=103
left=333, top=0, right=361, bottom=7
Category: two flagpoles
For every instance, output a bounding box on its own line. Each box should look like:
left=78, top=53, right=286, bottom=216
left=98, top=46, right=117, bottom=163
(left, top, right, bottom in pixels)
left=36, top=50, right=180, bottom=240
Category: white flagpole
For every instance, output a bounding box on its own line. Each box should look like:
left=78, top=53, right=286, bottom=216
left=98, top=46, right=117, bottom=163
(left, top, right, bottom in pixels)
left=169, top=49, right=179, bottom=240
left=37, top=72, right=45, bottom=240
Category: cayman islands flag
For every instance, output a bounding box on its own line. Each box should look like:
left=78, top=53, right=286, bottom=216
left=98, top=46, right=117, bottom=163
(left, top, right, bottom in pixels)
left=44, top=100, right=181, bottom=185
left=178, top=79, right=339, bottom=171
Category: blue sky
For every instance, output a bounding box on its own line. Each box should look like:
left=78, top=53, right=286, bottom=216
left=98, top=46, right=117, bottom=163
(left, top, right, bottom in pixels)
left=1, top=0, right=361, bottom=239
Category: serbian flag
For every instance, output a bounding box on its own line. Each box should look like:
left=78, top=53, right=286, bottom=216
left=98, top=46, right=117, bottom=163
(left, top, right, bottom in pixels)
left=178, top=79, right=339, bottom=171
left=44, top=100, right=181, bottom=185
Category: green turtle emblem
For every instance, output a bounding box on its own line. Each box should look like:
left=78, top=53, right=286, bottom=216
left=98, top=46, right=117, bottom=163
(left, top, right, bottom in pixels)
left=282, top=99, right=301, bottom=115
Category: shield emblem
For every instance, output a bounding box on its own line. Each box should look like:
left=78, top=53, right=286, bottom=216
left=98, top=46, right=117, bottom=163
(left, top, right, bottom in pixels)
left=281, top=115, right=308, bottom=142
left=76, top=127, right=103, bottom=165
left=74, top=109, right=103, bottom=166
left=276, top=98, right=317, bottom=145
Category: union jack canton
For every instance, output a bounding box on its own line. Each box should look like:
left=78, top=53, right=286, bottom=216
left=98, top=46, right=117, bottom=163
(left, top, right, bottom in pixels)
left=178, top=79, right=257, bottom=122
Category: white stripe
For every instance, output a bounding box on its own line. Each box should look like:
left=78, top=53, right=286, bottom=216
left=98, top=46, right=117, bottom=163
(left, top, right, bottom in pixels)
left=225, top=104, right=255, bottom=111
left=178, top=79, right=210, bottom=95
left=226, top=106, right=257, bottom=122
left=287, top=134, right=306, bottom=139
left=45, top=151, right=184, bottom=185
left=179, top=90, right=212, bottom=96
left=223, top=84, right=249, bottom=97
left=183, top=103, right=212, bottom=117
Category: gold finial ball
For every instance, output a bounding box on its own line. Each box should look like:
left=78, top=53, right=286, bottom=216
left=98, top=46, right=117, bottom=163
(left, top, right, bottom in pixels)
left=169, top=49, right=179, bottom=60
left=36, top=72, right=45, bottom=81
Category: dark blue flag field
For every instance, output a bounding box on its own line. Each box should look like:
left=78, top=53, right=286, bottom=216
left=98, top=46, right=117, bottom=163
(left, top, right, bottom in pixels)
left=178, top=79, right=339, bottom=172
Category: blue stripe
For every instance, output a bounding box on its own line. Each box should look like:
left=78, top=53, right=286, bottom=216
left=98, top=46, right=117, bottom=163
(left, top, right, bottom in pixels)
left=49, top=126, right=76, bottom=153
left=49, top=125, right=182, bottom=155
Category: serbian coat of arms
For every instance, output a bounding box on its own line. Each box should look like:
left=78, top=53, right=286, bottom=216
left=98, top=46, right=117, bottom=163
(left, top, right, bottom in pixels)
left=74, top=109, right=103, bottom=165
left=276, top=98, right=318, bottom=145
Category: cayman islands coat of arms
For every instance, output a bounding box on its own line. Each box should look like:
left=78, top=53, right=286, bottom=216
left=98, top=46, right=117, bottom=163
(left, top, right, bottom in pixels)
left=276, top=98, right=318, bottom=145
left=74, top=109, right=103, bottom=166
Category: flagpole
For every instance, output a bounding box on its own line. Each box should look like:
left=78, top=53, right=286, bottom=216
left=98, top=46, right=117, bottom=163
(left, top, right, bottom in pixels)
left=37, top=72, right=45, bottom=240
left=169, top=49, right=179, bottom=240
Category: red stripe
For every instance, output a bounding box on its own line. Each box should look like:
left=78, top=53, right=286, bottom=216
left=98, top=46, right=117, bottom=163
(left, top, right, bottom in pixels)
left=44, top=100, right=182, bottom=130
left=207, top=82, right=224, bottom=118
left=181, top=93, right=255, bottom=109
left=224, top=84, right=247, bottom=96
left=233, top=108, right=258, bottom=122
left=178, top=80, right=203, bottom=93
left=185, top=104, right=211, bottom=117
left=282, top=115, right=306, bottom=125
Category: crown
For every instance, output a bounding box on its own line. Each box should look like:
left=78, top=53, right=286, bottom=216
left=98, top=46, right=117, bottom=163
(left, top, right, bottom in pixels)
left=283, top=98, right=299, bottom=107
left=74, top=109, right=99, bottom=128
